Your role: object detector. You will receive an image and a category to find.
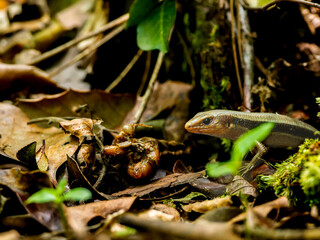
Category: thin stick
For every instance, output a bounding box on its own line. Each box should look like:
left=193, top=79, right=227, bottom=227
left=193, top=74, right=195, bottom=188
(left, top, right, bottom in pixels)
left=48, top=24, right=125, bottom=78
left=262, top=0, right=320, bottom=9
left=177, top=30, right=196, bottom=86
left=132, top=51, right=165, bottom=124
left=106, top=49, right=144, bottom=92
left=28, top=13, right=129, bottom=65
left=243, top=0, right=320, bottom=10
left=231, top=0, right=243, bottom=99
left=239, top=1, right=254, bottom=111
left=137, top=51, right=152, bottom=95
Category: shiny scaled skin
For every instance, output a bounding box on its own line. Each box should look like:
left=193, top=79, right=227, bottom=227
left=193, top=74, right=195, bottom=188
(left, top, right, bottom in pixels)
left=185, top=110, right=319, bottom=148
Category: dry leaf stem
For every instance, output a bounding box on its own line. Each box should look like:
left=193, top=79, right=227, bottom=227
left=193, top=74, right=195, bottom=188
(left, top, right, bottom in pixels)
left=28, top=13, right=129, bottom=65
left=106, top=49, right=144, bottom=92
left=132, top=51, right=165, bottom=124
left=48, top=24, right=125, bottom=78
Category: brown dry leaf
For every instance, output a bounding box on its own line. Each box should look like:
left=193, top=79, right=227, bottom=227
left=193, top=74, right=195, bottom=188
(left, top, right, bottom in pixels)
left=0, top=168, right=62, bottom=231
left=0, top=63, right=62, bottom=93
left=35, top=141, right=48, bottom=171
left=140, top=204, right=180, bottom=222
left=189, top=177, right=227, bottom=198
left=0, top=230, right=20, bottom=240
left=60, top=118, right=101, bottom=141
left=226, top=175, right=257, bottom=197
left=65, top=197, right=136, bottom=233
left=18, top=89, right=137, bottom=130
left=182, top=196, right=232, bottom=213
left=229, top=196, right=289, bottom=224
left=0, top=103, right=78, bottom=182
left=0, top=103, right=64, bottom=160
left=55, top=0, right=90, bottom=31
left=112, top=170, right=205, bottom=197
left=150, top=204, right=180, bottom=221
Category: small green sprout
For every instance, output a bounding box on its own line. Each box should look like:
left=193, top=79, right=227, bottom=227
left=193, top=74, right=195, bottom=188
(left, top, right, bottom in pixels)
left=207, top=122, right=274, bottom=177
left=25, top=178, right=92, bottom=235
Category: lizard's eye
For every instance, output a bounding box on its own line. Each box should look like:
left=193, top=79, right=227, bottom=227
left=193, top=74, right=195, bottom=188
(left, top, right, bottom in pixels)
left=202, top=118, right=211, bottom=125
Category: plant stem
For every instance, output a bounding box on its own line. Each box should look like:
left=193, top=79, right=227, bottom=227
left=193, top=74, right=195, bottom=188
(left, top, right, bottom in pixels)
left=57, top=203, right=73, bottom=239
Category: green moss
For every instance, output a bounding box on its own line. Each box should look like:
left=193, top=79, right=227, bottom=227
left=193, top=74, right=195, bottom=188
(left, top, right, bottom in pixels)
left=260, top=139, right=320, bottom=207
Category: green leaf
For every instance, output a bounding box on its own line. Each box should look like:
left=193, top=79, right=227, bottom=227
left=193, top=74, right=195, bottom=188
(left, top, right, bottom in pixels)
left=137, top=0, right=176, bottom=53
left=56, top=178, right=67, bottom=196
left=63, top=188, right=92, bottom=201
left=207, top=122, right=274, bottom=177
left=243, top=0, right=273, bottom=8
left=127, top=0, right=159, bottom=28
left=25, top=188, right=58, bottom=204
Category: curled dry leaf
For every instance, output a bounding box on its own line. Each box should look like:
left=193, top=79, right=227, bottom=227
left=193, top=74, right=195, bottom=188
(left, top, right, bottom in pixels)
left=65, top=197, right=136, bottom=233
left=140, top=204, right=180, bottom=222
left=229, top=196, right=289, bottom=224
left=60, top=118, right=102, bottom=142
left=0, top=63, right=62, bottom=93
left=226, top=175, right=257, bottom=198
left=182, top=196, right=233, bottom=213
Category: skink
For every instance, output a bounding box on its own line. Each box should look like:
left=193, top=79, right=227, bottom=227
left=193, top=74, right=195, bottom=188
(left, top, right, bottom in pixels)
left=185, top=110, right=319, bottom=148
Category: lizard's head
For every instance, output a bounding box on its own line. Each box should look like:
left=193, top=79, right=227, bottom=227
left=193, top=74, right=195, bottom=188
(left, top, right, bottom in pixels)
left=185, top=110, right=236, bottom=139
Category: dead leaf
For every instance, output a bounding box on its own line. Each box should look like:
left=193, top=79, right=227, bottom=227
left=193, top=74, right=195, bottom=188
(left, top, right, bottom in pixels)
left=0, top=63, right=62, bottom=94
left=226, top=175, right=257, bottom=197
left=182, top=196, right=233, bottom=213
left=18, top=89, right=137, bottom=130
left=0, top=168, right=62, bottom=231
left=229, top=196, right=289, bottom=224
left=0, top=103, right=62, bottom=160
left=0, top=230, right=20, bottom=240
left=65, top=197, right=136, bottom=233
left=112, top=171, right=205, bottom=197
left=149, top=204, right=180, bottom=221
left=35, top=141, right=49, bottom=171
left=189, top=177, right=227, bottom=198
left=60, top=118, right=101, bottom=141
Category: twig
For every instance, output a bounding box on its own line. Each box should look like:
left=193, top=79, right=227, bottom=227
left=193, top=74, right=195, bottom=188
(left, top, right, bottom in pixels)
left=132, top=51, right=165, bottom=124
left=231, top=0, right=243, bottom=99
left=262, top=0, right=320, bottom=10
left=28, top=13, right=129, bottom=65
left=242, top=0, right=320, bottom=10
left=118, top=214, right=240, bottom=240
left=105, top=49, right=144, bottom=92
left=137, top=51, right=152, bottom=95
left=239, top=1, right=254, bottom=111
left=177, top=30, right=196, bottom=86
left=48, top=24, right=125, bottom=78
